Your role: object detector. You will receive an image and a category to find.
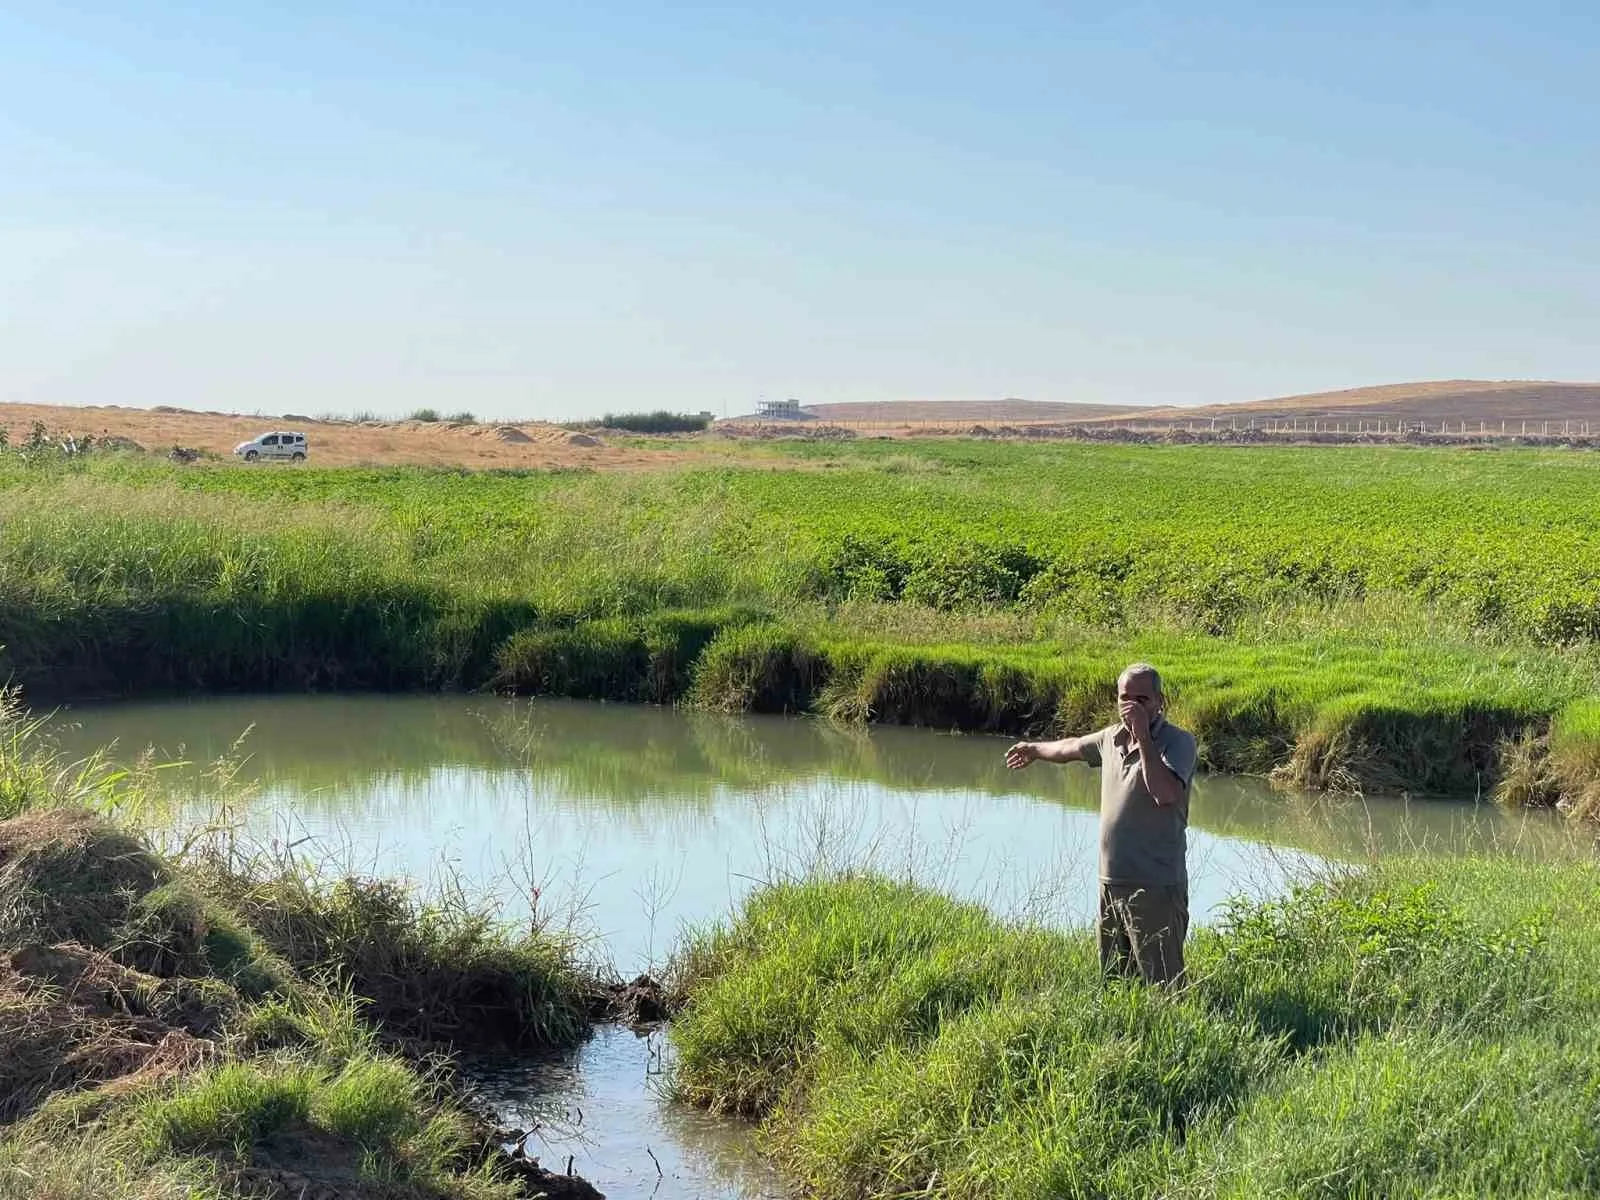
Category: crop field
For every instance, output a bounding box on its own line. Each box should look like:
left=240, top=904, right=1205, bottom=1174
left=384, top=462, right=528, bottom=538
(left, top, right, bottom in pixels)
left=4, top=439, right=1600, bottom=808
left=89, top=436, right=1600, bottom=642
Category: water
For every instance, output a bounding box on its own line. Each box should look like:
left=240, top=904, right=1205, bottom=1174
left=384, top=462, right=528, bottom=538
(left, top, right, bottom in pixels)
left=462, top=1025, right=790, bottom=1199
left=47, top=694, right=1594, bottom=1199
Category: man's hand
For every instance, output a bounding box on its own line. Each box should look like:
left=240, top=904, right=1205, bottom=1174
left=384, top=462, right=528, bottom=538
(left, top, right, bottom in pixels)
left=1120, top=700, right=1152, bottom=743
left=1004, top=741, right=1039, bottom=770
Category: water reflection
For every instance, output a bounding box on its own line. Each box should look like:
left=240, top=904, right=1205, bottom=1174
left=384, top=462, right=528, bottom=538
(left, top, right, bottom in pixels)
left=50, top=694, right=1587, bottom=928
left=465, top=1026, right=787, bottom=1200
left=49, top=693, right=1593, bottom=977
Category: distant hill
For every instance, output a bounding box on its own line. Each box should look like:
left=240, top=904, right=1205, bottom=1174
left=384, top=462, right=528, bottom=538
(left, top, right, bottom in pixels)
left=750, top=399, right=1147, bottom=424
left=736, top=383, right=1600, bottom=429
left=1104, top=380, right=1600, bottom=426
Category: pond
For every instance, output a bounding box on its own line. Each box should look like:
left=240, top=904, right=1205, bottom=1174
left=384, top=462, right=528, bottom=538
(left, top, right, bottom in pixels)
left=47, top=694, right=1593, bottom=1199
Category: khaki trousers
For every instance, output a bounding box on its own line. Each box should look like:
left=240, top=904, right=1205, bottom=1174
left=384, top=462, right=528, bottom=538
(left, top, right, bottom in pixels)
left=1098, top=882, right=1188, bottom=986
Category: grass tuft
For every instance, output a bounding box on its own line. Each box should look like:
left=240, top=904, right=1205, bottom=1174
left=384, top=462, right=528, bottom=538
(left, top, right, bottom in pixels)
left=221, top=868, right=593, bottom=1050
left=137, top=1061, right=314, bottom=1157
left=689, top=624, right=826, bottom=714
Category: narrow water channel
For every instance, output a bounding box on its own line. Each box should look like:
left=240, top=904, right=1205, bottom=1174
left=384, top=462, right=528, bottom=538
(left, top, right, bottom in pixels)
left=47, top=695, right=1594, bottom=1199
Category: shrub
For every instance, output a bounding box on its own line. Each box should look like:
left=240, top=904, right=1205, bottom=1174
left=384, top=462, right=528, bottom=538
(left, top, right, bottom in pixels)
left=599, top=411, right=711, bottom=433
left=900, top=544, right=1044, bottom=611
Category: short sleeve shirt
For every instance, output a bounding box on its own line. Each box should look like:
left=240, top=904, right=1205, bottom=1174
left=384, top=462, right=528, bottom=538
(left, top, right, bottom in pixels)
left=1080, top=718, right=1197, bottom=886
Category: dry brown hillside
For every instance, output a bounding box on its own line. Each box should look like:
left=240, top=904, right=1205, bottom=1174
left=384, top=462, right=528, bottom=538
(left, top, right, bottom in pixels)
left=0, top=402, right=702, bottom=469
left=774, top=382, right=1600, bottom=429
left=1101, top=380, right=1600, bottom=426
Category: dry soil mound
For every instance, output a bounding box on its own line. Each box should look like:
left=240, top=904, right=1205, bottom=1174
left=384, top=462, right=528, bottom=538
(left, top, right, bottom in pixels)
left=0, top=941, right=221, bottom=1121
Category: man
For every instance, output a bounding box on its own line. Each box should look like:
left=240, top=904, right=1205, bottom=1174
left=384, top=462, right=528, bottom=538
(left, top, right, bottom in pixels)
left=1005, top=663, right=1197, bottom=985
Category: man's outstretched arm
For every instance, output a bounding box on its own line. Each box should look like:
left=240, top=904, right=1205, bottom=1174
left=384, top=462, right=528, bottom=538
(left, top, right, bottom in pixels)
left=1006, top=736, right=1093, bottom=768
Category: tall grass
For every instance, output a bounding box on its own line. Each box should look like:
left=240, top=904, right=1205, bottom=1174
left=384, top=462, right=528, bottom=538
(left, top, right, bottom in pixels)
left=218, top=866, right=593, bottom=1048
left=668, top=857, right=1600, bottom=1199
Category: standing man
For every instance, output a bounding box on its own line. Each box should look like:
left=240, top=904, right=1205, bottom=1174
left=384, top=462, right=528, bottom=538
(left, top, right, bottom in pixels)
left=1005, top=663, right=1197, bottom=985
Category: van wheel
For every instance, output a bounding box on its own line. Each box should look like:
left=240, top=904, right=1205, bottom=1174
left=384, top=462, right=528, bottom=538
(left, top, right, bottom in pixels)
left=291, top=452, right=305, bottom=461
left=244, top=450, right=259, bottom=462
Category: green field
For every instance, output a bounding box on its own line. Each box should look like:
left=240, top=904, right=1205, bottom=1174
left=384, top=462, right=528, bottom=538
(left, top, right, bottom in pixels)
left=3, top=439, right=1600, bottom=808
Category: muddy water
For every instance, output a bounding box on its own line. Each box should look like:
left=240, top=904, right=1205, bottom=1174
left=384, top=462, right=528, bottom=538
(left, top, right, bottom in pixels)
left=49, top=695, right=1595, bottom=1199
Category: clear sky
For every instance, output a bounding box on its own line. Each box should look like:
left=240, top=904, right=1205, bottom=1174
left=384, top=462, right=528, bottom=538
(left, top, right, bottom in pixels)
left=3, top=2, right=1597, bottom=421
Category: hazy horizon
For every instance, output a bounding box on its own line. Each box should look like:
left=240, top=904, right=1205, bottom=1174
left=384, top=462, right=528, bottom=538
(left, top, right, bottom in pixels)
left=4, top=3, right=1597, bottom=422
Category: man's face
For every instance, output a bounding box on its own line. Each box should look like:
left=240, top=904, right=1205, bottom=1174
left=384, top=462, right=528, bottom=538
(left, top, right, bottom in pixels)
left=1117, top=673, right=1162, bottom=726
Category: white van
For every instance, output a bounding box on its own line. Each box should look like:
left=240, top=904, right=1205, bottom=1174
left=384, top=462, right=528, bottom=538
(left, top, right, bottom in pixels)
left=233, top=431, right=308, bottom=462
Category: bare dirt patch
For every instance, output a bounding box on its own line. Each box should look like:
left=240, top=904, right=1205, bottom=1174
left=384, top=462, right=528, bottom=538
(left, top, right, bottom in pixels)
left=1, top=941, right=218, bottom=1121
left=0, top=402, right=702, bottom=470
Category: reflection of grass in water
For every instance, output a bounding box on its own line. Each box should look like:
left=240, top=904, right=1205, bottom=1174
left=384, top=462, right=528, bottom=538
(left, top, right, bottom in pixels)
left=61, top=695, right=1592, bottom=871
left=484, top=702, right=1080, bottom=807
left=1195, top=780, right=1596, bottom=867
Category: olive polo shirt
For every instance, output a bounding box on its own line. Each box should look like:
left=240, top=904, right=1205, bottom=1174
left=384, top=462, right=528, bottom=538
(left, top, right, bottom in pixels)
left=1080, top=717, right=1198, bottom=887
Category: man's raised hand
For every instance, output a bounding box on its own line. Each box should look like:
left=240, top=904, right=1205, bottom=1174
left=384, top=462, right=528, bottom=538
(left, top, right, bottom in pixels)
left=1120, top=700, right=1151, bottom=742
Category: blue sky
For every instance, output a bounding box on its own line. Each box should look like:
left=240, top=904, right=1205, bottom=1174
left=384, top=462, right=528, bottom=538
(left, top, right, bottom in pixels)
left=3, top=2, right=1597, bottom=420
